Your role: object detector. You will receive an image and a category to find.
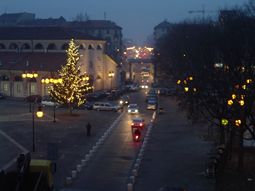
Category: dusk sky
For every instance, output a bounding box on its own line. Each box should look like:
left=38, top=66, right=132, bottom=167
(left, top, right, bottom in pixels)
left=1, top=0, right=250, bottom=46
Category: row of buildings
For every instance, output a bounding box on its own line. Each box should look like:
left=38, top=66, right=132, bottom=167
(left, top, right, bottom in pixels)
left=0, top=12, right=173, bottom=98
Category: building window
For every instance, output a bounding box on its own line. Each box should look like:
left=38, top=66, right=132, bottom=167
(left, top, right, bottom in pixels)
left=114, top=37, right=117, bottom=42
left=31, top=85, right=35, bottom=94
left=107, top=29, right=109, bottom=34
left=61, top=43, right=69, bottom=50
left=34, top=43, right=44, bottom=50
left=21, top=43, right=30, bottom=49
left=88, top=44, right=94, bottom=50
left=48, top=43, right=57, bottom=50
left=3, top=83, right=7, bottom=91
left=0, top=43, right=6, bottom=49
left=45, top=86, right=50, bottom=94
left=9, top=43, right=18, bottom=50
left=97, top=45, right=102, bottom=50
left=17, top=84, right=21, bottom=92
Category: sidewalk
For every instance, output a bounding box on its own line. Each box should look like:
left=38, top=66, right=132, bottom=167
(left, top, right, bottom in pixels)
left=132, top=96, right=215, bottom=191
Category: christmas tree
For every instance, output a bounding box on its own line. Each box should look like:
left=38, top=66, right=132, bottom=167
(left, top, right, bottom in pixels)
left=50, top=39, right=92, bottom=115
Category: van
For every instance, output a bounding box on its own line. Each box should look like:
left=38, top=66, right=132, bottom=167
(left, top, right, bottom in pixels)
left=93, top=102, right=120, bottom=112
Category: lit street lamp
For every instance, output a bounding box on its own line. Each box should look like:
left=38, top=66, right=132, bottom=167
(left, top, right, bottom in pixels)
left=22, top=70, right=38, bottom=112
left=32, top=103, right=43, bottom=152
left=41, top=76, right=62, bottom=123
left=108, top=71, right=115, bottom=90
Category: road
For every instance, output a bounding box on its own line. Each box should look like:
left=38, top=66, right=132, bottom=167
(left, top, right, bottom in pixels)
left=0, top=87, right=215, bottom=191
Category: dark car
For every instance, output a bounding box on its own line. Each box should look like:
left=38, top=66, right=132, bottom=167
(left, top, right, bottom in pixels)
left=146, top=94, right=157, bottom=103
left=24, top=95, right=42, bottom=102
left=0, top=93, right=6, bottom=99
left=158, top=88, right=166, bottom=95
left=119, top=95, right=130, bottom=105
left=88, top=93, right=99, bottom=101
left=73, top=101, right=93, bottom=110
left=108, top=91, right=118, bottom=100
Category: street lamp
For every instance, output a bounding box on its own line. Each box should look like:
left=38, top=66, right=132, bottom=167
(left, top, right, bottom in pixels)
left=41, top=75, right=61, bottom=123
left=22, top=70, right=38, bottom=112
left=108, top=71, right=115, bottom=90
left=32, top=103, right=43, bottom=152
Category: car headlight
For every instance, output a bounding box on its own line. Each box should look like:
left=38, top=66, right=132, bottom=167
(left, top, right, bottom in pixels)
left=145, top=85, right=148, bottom=88
left=128, top=109, right=131, bottom=112
left=135, top=110, right=138, bottom=112
left=120, top=101, right=123, bottom=104
left=142, top=86, right=144, bottom=88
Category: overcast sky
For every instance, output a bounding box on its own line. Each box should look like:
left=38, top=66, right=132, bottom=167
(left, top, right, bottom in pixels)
left=1, top=0, right=250, bottom=46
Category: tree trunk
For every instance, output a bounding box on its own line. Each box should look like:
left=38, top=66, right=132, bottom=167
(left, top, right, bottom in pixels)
left=238, top=126, right=244, bottom=171
left=69, top=103, right=73, bottom=115
left=220, top=124, right=225, bottom=145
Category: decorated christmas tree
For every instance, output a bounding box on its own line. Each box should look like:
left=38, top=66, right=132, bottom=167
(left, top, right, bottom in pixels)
left=50, top=39, right=93, bottom=115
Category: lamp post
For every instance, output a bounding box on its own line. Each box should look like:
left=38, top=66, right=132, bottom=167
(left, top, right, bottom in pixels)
left=22, top=70, right=38, bottom=112
left=32, top=103, right=43, bottom=152
left=41, top=76, right=62, bottom=123
left=108, top=71, right=115, bottom=90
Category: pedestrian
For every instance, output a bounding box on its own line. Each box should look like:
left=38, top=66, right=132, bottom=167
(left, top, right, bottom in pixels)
left=86, top=122, right=91, bottom=136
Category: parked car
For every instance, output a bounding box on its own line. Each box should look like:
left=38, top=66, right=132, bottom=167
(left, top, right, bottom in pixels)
left=24, top=95, right=42, bottom=102
left=131, top=118, right=145, bottom=129
left=73, top=101, right=93, bottom=110
left=41, top=98, right=62, bottom=108
left=93, top=102, right=120, bottom=112
left=158, top=88, right=166, bottom=95
left=127, top=104, right=139, bottom=114
left=126, top=84, right=138, bottom=91
left=148, top=97, right=158, bottom=105
left=88, top=93, right=99, bottom=101
left=0, top=93, right=6, bottom=99
left=147, top=100, right=157, bottom=110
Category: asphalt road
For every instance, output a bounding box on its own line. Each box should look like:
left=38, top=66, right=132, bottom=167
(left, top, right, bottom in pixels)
left=0, top=88, right=215, bottom=191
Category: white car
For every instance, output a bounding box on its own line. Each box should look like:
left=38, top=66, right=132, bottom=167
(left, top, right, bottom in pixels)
left=41, top=98, right=62, bottom=108
left=127, top=85, right=138, bottom=91
left=128, top=104, right=139, bottom=114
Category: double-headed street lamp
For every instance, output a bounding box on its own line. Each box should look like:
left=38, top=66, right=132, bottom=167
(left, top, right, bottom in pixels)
left=41, top=76, right=62, bottom=123
left=22, top=70, right=38, bottom=112
left=32, top=103, right=43, bottom=152
left=108, top=71, right=115, bottom=90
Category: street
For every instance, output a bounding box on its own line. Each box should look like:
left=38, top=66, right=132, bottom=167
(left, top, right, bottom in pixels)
left=0, top=87, right=215, bottom=191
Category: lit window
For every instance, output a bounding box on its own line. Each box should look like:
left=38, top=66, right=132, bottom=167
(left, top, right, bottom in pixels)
left=3, top=83, right=7, bottom=91
left=17, top=84, right=21, bottom=92
left=45, top=86, right=50, bottom=94
left=31, top=85, right=35, bottom=93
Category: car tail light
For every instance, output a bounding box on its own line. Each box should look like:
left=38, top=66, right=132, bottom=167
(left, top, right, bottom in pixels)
left=139, top=123, right=143, bottom=126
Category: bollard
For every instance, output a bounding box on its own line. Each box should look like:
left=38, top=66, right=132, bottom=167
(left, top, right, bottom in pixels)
left=96, top=142, right=100, bottom=148
left=140, top=149, right=144, bottom=154
left=77, top=165, right=82, bottom=172
left=85, top=154, right=90, bottom=161
left=132, top=169, right=137, bottom=177
left=138, top=154, right=143, bottom=160
left=93, top=146, right=97, bottom=152
left=81, top=159, right=86, bottom=167
left=134, top=163, right=139, bottom=170
left=127, top=183, right=133, bottom=191
left=136, top=158, right=141, bottom=165
left=143, top=141, right=147, bottom=146
left=72, top=170, right=77, bottom=178
left=89, top=150, right=94, bottom=157
left=142, top=145, right=146, bottom=150
left=66, top=177, right=72, bottom=185
left=99, top=139, right=103, bottom=144
left=144, top=137, right=148, bottom=142
left=130, top=175, right=135, bottom=184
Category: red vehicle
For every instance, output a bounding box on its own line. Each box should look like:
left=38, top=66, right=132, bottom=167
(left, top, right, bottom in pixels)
left=24, top=95, right=42, bottom=102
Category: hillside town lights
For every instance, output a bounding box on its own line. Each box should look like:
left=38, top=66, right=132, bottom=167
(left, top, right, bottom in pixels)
left=108, top=71, right=115, bottom=90
left=22, top=70, right=38, bottom=112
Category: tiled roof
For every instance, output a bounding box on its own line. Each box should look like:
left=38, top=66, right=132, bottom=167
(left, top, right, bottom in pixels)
left=0, top=27, right=105, bottom=40
left=62, top=20, right=122, bottom=30
left=0, top=13, right=23, bottom=20
left=17, top=16, right=66, bottom=26
left=0, top=52, right=67, bottom=72
left=154, top=20, right=172, bottom=29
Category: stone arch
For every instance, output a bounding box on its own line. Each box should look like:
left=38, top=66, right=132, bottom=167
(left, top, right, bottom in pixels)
left=61, top=43, right=69, bottom=50
left=21, top=43, right=30, bottom=50
left=9, top=43, right=18, bottom=50
left=97, top=44, right=103, bottom=50
left=79, top=43, right=86, bottom=50
left=1, top=75, right=9, bottom=81
left=14, top=76, right=23, bottom=81
left=34, top=43, right=44, bottom=50
left=47, top=43, right=57, bottom=50
left=88, top=44, right=94, bottom=50
left=0, top=43, right=6, bottom=49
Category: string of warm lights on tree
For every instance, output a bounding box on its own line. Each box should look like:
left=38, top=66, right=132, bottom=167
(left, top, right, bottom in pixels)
left=50, top=39, right=93, bottom=114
